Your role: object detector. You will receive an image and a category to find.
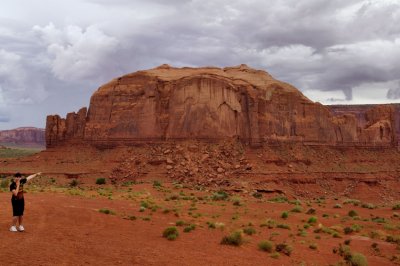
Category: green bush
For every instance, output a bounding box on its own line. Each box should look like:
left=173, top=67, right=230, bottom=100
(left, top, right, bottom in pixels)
left=361, top=203, right=375, bottom=209
left=275, top=243, right=293, bottom=256
left=183, top=224, right=196, bottom=233
left=163, top=226, right=179, bottom=240
left=348, top=210, right=358, bottom=217
left=232, top=197, right=243, bottom=206
left=344, top=227, right=354, bottom=235
left=221, top=231, right=243, bottom=246
left=99, top=208, right=115, bottom=215
left=258, top=240, right=274, bottom=252
left=260, top=219, right=276, bottom=229
left=276, top=223, right=290, bottom=230
left=270, top=252, right=280, bottom=259
left=153, top=180, right=162, bottom=187
left=96, top=178, right=106, bottom=185
left=176, top=220, right=185, bottom=226
left=69, top=179, right=79, bottom=187
left=392, top=203, right=400, bottom=210
left=290, top=206, right=302, bottom=213
left=349, top=252, right=368, bottom=266
left=212, top=190, right=229, bottom=201
left=0, top=178, right=9, bottom=189
left=281, top=211, right=289, bottom=219
left=268, top=196, right=288, bottom=203
left=252, top=192, right=263, bottom=199
left=308, top=216, right=318, bottom=224
left=207, top=221, right=216, bottom=229
left=243, top=227, right=256, bottom=235
left=306, top=208, right=316, bottom=215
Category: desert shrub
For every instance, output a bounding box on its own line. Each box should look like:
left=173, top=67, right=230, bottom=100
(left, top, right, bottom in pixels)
left=392, top=203, right=400, bottom=210
left=232, top=197, right=243, bottom=206
left=371, top=217, right=386, bottom=223
left=351, top=224, right=363, bottom=232
left=303, top=223, right=310, bottom=229
left=309, top=243, right=318, bottom=250
left=163, top=226, right=179, bottom=240
left=270, top=252, right=280, bottom=259
left=281, top=211, right=289, bottom=219
left=268, top=196, right=288, bottom=203
left=290, top=206, right=302, bottom=213
left=275, top=243, right=293, bottom=256
left=69, top=179, right=79, bottom=187
left=371, top=242, right=379, bottom=252
left=344, top=227, right=354, bottom=235
left=221, top=231, right=243, bottom=246
left=343, top=199, right=361, bottom=206
left=338, top=244, right=352, bottom=261
left=176, top=220, right=186, bottom=226
left=289, top=199, right=302, bottom=205
left=252, top=192, right=263, bottom=199
left=349, top=252, right=368, bottom=266
left=258, top=240, right=274, bottom=252
left=361, top=203, right=375, bottom=209
left=348, top=210, right=358, bottom=217
left=386, top=235, right=400, bottom=244
left=212, top=190, right=229, bottom=201
left=306, top=208, right=316, bottom=215
left=96, top=178, right=106, bottom=185
left=344, top=239, right=351, bottom=245
left=333, top=204, right=342, bottom=209
left=207, top=221, right=216, bottom=229
left=297, top=229, right=307, bottom=237
left=243, top=227, right=256, bottom=235
left=99, top=208, right=115, bottom=215
left=276, top=223, right=290, bottom=230
left=0, top=178, right=9, bottom=189
left=308, top=216, right=318, bottom=224
left=260, top=219, right=276, bottom=229
left=183, top=224, right=196, bottom=233
left=153, top=180, right=162, bottom=187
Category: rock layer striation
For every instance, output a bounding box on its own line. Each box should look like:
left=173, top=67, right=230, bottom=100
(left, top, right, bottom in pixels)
left=46, top=65, right=400, bottom=148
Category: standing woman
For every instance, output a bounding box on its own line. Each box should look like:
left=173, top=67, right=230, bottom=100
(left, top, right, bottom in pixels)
left=10, top=172, right=41, bottom=232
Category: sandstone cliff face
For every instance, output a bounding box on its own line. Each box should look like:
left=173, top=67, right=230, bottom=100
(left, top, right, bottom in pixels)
left=46, top=65, right=400, bottom=148
left=0, top=127, right=45, bottom=146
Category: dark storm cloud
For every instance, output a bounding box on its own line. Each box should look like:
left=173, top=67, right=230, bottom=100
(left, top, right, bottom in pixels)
left=387, top=83, right=400, bottom=99
left=1, top=0, right=400, bottom=129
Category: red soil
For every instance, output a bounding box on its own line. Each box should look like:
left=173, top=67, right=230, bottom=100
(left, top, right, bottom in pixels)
left=0, top=182, right=399, bottom=266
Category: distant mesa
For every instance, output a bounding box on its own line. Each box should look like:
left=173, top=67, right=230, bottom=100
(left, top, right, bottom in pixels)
left=0, top=127, right=45, bottom=147
left=46, top=65, right=400, bottom=149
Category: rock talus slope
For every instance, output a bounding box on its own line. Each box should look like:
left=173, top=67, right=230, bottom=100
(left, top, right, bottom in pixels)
left=46, top=64, right=400, bottom=148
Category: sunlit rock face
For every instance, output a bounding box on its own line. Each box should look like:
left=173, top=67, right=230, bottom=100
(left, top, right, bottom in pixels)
left=46, top=64, right=400, bottom=148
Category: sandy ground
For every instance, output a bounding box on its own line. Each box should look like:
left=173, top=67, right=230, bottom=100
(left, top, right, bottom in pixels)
left=0, top=182, right=399, bottom=266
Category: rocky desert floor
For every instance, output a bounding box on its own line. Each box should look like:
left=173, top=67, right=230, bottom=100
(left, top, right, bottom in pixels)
left=0, top=176, right=400, bottom=266
left=1, top=142, right=400, bottom=265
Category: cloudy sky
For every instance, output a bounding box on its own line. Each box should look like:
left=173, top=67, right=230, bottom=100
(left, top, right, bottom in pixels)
left=1, top=0, right=400, bottom=129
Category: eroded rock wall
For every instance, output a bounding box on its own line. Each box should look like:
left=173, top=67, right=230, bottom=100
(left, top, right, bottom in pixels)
left=45, top=65, right=400, bottom=149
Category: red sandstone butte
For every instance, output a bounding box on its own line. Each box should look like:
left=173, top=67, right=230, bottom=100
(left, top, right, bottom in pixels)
left=45, top=64, right=400, bottom=148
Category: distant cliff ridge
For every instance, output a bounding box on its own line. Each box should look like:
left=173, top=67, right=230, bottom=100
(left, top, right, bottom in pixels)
left=0, top=127, right=45, bottom=146
left=45, top=65, right=400, bottom=148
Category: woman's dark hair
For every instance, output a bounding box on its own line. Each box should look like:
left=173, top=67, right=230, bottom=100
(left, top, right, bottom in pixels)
left=14, top=172, right=22, bottom=177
